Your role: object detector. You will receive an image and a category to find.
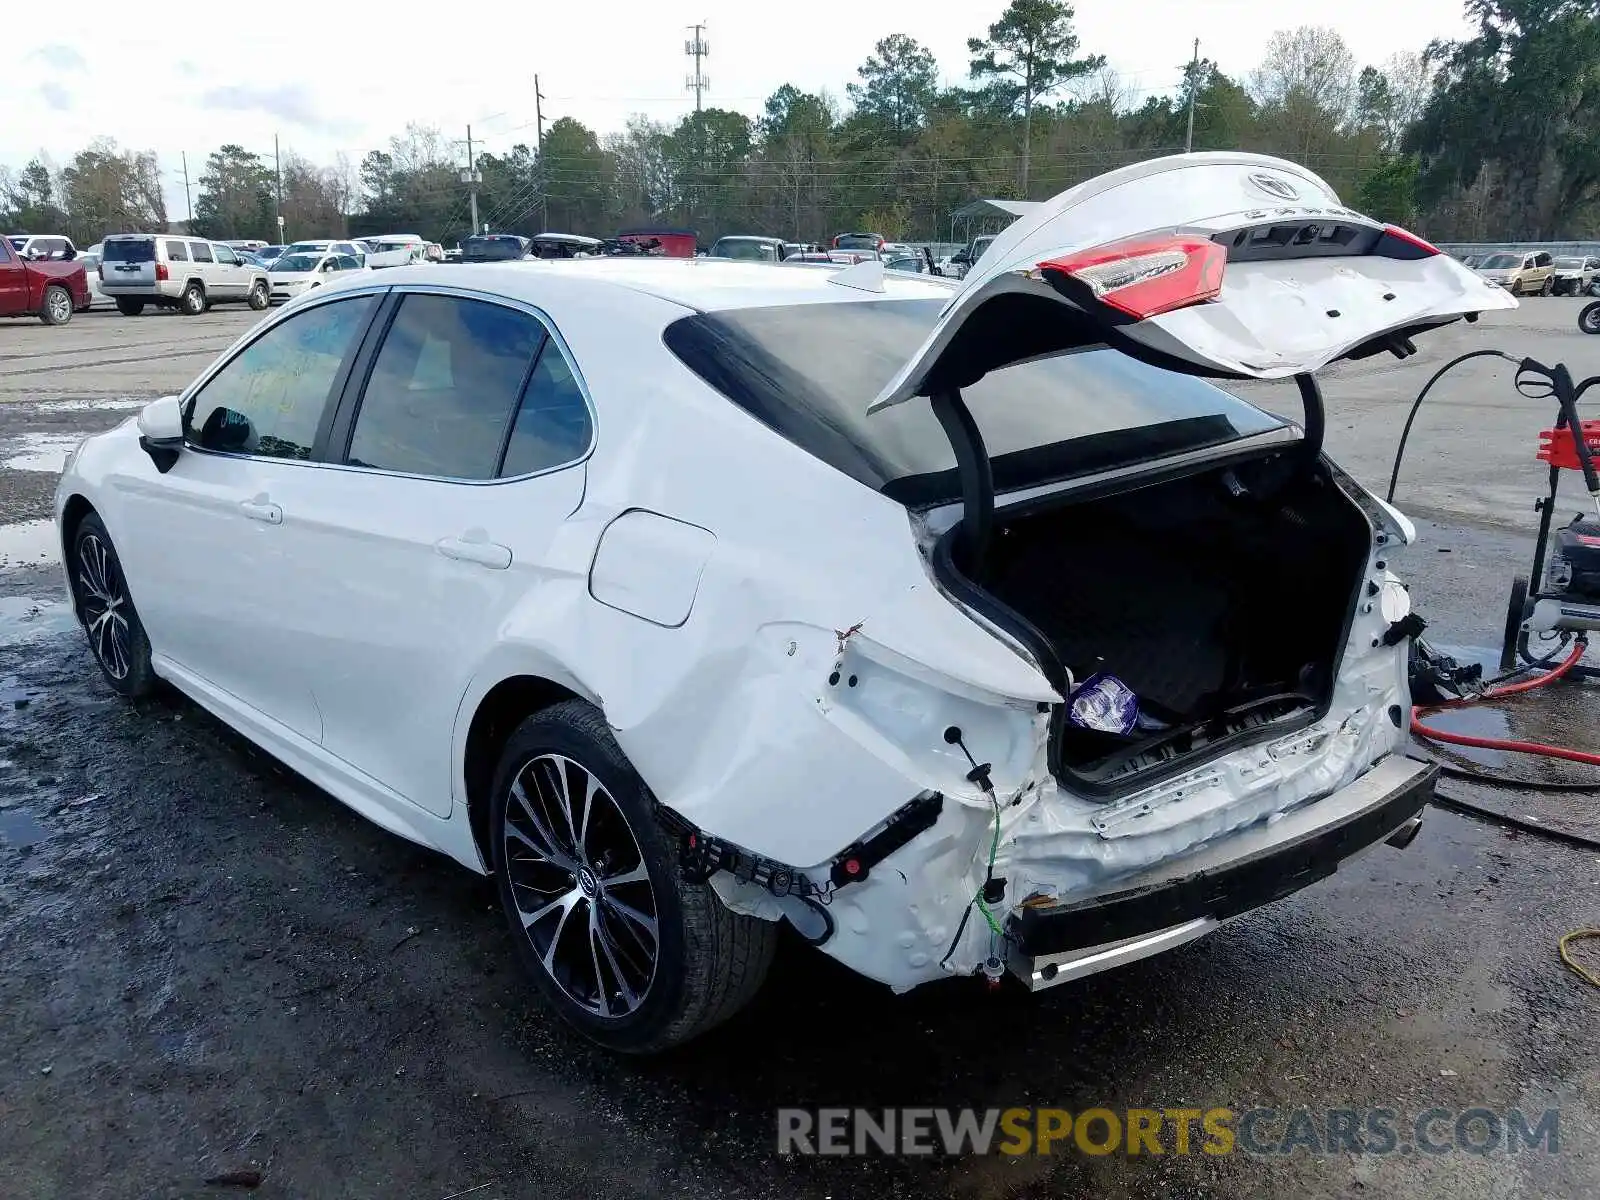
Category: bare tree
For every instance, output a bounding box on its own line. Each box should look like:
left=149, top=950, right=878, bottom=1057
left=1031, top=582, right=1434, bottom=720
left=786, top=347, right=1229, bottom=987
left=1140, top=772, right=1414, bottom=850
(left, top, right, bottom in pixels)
left=1250, top=26, right=1358, bottom=122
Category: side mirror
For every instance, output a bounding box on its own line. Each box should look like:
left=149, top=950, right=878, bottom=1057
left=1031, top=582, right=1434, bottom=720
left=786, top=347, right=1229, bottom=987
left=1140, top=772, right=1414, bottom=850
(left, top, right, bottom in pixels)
left=138, top=395, right=184, bottom=473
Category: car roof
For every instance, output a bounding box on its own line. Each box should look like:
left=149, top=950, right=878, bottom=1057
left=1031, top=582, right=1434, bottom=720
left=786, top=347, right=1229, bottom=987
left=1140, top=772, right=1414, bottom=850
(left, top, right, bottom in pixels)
left=370, top=257, right=955, bottom=313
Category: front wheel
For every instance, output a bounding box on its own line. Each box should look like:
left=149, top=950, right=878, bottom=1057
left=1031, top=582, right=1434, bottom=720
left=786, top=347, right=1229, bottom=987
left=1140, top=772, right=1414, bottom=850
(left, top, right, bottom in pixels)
left=1579, top=301, right=1600, bottom=335
left=247, top=280, right=270, bottom=310
left=40, top=284, right=72, bottom=325
left=489, top=700, right=777, bottom=1053
left=71, top=514, right=157, bottom=699
left=1540, top=276, right=1555, bottom=296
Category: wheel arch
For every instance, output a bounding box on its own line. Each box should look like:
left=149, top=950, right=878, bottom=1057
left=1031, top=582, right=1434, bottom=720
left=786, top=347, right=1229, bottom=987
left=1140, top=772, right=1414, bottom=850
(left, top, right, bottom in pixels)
left=461, top=671, right=596, bottom=869
left=59, top=493, right=98, bottom=615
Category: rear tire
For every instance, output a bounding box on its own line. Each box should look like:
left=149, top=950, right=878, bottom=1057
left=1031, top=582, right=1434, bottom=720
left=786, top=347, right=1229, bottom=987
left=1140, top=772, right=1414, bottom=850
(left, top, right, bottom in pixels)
left=488, top=699, right=776, bottom=1054
left=247, top=280, right=269, bottom=310
left=1579, top=301, right=1600, bottom=335
left=180, top=281, right=206, bottom=315
left=114, top=298, right=145, bottom=316
left=70, top=514, right=157, bottom=699
left=39, top=284, right=72, bottom=325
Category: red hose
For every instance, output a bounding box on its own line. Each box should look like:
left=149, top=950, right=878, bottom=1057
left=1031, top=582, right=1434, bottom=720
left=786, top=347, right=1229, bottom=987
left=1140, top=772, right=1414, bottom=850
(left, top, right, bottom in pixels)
left=1411, top=639, right=1600, bottom=766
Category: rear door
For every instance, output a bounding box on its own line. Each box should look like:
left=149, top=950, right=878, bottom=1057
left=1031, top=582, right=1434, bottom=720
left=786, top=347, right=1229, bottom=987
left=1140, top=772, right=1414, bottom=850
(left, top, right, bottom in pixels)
left=871, top=152, right=1517, bottom=411
left=262, top=287, right=594, bottom=815
left=101, top=237, right=158, bottom=290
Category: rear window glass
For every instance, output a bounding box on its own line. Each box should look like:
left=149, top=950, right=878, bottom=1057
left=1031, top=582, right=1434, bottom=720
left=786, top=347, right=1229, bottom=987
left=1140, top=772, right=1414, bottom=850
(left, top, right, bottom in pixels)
left=664, top=299, right=1284, bottom=504
left=104, top=239, right=156, bottom=263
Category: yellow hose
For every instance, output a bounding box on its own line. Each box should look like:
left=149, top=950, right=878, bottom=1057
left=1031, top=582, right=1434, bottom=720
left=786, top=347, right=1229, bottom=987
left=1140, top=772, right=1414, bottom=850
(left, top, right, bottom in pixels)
left=1559, top=930, right=1600, bottom=989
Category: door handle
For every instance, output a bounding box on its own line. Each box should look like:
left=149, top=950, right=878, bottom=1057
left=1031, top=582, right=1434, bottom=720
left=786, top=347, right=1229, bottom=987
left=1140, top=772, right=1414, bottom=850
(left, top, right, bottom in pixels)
left=435, top=533, right=512, bottom=570
left=240, top=495, right=282, bottom=524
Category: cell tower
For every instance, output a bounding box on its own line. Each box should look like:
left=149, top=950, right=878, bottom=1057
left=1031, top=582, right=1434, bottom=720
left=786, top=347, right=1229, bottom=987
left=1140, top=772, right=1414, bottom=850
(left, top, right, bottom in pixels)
left=685, top=22, right=709, bottom=112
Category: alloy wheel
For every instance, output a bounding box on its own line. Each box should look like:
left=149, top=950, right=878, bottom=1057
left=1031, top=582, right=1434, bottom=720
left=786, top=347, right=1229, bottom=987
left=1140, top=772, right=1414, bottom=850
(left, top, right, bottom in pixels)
left=501, top=753, right=660, bottom=1018
left=47, top=288, right=71, bottom=323
left=77, top=533, right=132, bottom=680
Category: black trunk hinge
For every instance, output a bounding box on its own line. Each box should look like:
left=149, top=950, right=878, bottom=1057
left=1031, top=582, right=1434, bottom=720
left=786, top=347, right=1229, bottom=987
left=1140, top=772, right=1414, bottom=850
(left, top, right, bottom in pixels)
left=1295, top=372, right=1325, bottom=466
left=930, top=387, right=995, bottom=581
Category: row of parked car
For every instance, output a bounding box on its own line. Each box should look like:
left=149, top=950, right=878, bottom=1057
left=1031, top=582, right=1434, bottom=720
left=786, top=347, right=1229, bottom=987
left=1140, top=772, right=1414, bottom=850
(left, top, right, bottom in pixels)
left=1458, top=249, right=1600, bottom=296
left=2, top=232, right=456, bottom=322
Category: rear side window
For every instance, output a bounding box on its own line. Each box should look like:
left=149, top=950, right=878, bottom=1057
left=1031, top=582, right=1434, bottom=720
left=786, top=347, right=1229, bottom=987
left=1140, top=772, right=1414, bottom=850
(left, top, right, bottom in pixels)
left=664, top=299, right=1283, bottom=503
left=191, top=242, right=214, bottom=263
left=164, top=240, right=189, bottom=261
left=500, top=343, right=592, bottom=477
left=187, top=295, right=376, bottom=460
left=345, top=294, right=548, bottom=480
left=104, top=239, right=156, bottom=263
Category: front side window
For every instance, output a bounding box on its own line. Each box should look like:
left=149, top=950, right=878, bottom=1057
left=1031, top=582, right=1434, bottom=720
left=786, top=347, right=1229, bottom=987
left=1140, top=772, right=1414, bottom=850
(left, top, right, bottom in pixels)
left=214, top=245, right=239, bottom=265
left=345, top=293, right=547, bottom=479
left=186, top=295, right=376, bottom=460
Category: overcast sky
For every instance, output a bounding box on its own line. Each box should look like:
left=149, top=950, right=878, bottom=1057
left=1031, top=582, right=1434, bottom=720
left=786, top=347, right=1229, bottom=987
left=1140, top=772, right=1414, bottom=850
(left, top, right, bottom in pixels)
left=8, top=0, right=1473, bottom=220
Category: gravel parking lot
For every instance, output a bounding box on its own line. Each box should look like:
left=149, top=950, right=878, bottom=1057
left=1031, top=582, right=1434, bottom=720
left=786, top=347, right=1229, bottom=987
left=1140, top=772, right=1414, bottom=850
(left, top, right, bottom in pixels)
left=1, top=298, right=1598, bottom=1199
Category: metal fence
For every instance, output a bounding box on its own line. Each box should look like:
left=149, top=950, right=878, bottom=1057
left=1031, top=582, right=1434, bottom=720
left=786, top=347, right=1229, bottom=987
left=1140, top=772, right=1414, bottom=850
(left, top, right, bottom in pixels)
left=1437, top=241, right=1600, bottom=259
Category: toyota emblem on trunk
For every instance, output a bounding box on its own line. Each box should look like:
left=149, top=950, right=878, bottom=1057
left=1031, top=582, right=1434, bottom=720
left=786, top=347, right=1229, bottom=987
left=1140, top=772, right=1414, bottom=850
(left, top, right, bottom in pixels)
left=1247, top=172, right=1299, bottom=201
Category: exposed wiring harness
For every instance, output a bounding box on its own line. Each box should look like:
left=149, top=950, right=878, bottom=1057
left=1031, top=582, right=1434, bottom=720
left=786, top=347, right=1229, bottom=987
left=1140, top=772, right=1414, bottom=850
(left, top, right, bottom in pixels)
left=939, top=729, right=1009, bottom=974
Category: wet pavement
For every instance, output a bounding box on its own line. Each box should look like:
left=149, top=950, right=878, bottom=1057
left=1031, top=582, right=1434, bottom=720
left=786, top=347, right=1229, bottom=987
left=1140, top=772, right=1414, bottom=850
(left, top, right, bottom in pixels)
left=2, top=307, right=1599, bottom=1199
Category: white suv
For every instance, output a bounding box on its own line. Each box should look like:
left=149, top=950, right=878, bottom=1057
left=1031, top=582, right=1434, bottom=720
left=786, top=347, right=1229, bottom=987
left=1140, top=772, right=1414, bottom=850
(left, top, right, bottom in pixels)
left=99, top=235, right=271, bottom=316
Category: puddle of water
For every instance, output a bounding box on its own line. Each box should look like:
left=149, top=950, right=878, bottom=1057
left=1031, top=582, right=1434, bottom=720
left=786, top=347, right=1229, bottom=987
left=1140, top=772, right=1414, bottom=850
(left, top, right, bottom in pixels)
left=0, top=809, right=50, bottom=850
left=31, top=397, right=146, bottom=414
left=1, top=433, right=81, bottom=474
left=1419, top=705, right=1512, bottom=769
left=0, top=597, right=75, bottom=645
left=0, top=520, right=61, bottom=571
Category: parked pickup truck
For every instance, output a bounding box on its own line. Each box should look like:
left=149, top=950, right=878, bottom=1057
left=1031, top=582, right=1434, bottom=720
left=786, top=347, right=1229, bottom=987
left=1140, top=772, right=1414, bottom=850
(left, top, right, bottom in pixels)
left=0, top=235, right=90, bottom=324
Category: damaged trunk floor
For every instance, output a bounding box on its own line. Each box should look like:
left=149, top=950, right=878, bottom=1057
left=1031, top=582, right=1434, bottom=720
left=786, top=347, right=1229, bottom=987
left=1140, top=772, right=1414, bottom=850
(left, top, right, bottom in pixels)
left=1, top=523, right=1599, bottom=1200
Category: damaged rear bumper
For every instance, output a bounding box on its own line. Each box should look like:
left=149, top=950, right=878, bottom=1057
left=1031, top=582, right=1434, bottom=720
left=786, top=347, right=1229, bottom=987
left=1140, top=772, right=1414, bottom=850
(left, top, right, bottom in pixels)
left=1005, top=755, right=1436, bottom=990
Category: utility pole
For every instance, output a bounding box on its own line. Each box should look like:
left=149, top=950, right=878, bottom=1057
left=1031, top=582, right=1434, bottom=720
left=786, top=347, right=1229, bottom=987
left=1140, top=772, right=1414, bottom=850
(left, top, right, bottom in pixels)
left=180, top=152, right=192, bottom=225
left=274, top=133, right=285, bottom=245
left=534, top=75, right=547, bottom=233
left=462, top=124, right=482, bottom=235
left=1184, top=38, right=1200, bottom=154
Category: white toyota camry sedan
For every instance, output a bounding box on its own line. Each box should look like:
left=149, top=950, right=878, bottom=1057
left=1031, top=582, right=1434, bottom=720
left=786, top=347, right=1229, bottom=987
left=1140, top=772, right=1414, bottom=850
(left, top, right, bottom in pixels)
left=54, top=153, right=1512, bottom=1053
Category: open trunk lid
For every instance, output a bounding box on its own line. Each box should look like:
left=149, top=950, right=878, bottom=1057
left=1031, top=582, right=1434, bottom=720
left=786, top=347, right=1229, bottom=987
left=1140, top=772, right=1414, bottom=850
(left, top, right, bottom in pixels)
left=870, top=152, right=1515, bottom=413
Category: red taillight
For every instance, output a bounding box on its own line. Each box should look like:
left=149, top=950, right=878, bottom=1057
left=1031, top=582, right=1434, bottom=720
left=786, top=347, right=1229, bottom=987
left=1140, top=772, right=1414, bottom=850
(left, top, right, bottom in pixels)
left=155, top=262, right=169, bottom=282
left=1038, top=234, right=1226, bottom=321
left=1376, top=224, right=1439, bottom=260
